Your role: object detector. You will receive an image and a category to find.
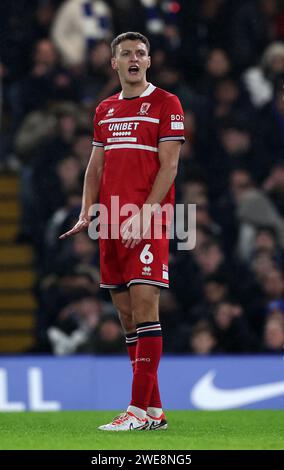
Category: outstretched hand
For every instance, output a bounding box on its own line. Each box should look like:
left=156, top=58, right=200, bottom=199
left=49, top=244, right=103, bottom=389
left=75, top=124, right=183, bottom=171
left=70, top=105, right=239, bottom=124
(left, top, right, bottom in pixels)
left=59, top=217, right=90, bottom=240
left=121, top=210, right=152, bottom=249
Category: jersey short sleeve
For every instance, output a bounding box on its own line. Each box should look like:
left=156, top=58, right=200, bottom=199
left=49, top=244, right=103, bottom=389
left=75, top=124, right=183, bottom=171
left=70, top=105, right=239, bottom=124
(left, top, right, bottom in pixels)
left=92, top=106, right=104, bottom=148
left=158, top=95, right=185, bottom=144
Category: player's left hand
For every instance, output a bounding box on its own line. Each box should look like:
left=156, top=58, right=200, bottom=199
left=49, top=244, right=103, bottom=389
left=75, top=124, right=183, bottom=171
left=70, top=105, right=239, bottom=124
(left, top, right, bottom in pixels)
left=121, top=210, right=151, bottom=249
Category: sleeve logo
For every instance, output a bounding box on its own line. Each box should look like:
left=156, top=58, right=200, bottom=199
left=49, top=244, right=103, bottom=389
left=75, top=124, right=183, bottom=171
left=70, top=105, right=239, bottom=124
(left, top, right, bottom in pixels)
left=171, top=114, right=184, bottom=121
left=171, top=122, right=184, bottom=130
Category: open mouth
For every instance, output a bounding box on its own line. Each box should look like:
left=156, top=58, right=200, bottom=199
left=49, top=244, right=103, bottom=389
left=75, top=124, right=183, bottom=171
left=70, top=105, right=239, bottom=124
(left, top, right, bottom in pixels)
left=128, top=65, right=139, bottom=75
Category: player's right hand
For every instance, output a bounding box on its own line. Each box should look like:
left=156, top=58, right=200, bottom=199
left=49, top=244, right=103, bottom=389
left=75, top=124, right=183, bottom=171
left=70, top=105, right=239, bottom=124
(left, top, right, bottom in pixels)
left=59, top=217, right=90, bottom=240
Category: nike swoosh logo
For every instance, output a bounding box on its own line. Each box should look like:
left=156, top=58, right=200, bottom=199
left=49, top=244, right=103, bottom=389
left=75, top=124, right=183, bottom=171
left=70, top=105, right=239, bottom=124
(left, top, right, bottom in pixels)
left=130, top=422, right=148, bottom=431
left=191, top=370, right=284, bottom=410
left=149, top=422, right=163, bottom=430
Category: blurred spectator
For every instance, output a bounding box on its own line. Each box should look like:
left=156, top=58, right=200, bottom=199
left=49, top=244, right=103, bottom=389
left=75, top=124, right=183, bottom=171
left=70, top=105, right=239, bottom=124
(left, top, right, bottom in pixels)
left=188, top=321, right=218, bottom=354
left=15, top=110, right=57, bottom=163
left=194, top=239, right=224, bottom=276
left=211, top=301, right=259, bottom=352
left=15, top=102, right=80, bottom=163
left=262, top=268, right=284, bottom=300
left=230, top=167, right=255, bottom=203
left=47, top=293, right=103, bottom=354
left=258, top=84, right=284, bottom=163
left=87, top=315, right=125, bottom=353
left=9, top=39, right=78, bottom=128
left=263, top=300, right=284, bottom=352
left=212, top=78, right=253, bottom=120
left=243, top=42, right=284, bottom=107
left=200, top=113, right=263, bottom=200
left=189, top=322, right=217, bottom=354
left=109, top=0, right=148, bottom=35
left=79, top=40, right=120, bottom=109
left=211, top=168, right=249, bottom=254
left=230, top=0, right=281, bottom=70
left=32, top=0, right=57, bottom=40
left=0, top=0, right=39, bottom=80
left=203, top=273, right=229, bottom=305
left=51, top=0, right=112, bottom=66
left=182, top=179, right=208, bottom=205
left=30, top=154, right=82, bottom=252
left=198, top=48, right=232, bottom=95
left=155, top=64, right=197, bottom=110
left=72, top=231, right=99, bottom=266
left=45, top=189, right=82, bottom=254
left=249, top=249, right=279, bottom=292
left=240, top=222, right=283, bottom=265
left=236, top=182, right=284, bottom=256
left=206, top=48, right=232, bottom=79
left=72, top=128, right=95, bottom=170
left=263, top=162, right=284, bottom=217
left=252, top=226, right=283, bottom=259
left=187, top=272, right=230, bottom=327
left=110, top=0, right=180, bottom=41
left=180, top=0, right=231, bottom=82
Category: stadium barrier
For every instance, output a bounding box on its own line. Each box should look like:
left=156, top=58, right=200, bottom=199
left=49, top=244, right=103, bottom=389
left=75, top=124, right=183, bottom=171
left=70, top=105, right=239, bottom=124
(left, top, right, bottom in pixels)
left=1, top=355, right=284, bottom=411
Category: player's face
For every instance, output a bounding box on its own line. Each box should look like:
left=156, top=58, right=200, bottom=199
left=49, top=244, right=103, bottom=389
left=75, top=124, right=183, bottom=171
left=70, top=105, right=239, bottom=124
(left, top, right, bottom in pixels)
left=111, top=40, right=150, bottom=84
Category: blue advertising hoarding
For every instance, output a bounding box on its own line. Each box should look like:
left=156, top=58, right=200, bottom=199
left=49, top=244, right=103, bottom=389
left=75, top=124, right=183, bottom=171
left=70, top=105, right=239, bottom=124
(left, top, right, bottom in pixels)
left=0, top=355, right=284, bottom=411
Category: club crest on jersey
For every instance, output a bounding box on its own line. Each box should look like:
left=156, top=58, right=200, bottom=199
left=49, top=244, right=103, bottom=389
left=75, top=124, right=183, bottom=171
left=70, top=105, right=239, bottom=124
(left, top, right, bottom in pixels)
left=137, top=102, right=151, bottom=115
left=106, top=108, right=114, bottom=117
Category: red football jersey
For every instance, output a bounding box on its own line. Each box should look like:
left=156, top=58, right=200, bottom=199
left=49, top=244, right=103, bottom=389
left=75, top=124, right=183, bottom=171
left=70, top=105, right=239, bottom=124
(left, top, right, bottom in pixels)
left=92, top=83, right=185, bottom=225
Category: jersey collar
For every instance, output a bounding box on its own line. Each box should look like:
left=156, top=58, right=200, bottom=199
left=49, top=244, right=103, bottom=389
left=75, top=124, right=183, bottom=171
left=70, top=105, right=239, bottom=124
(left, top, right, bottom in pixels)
left=118, top=83, right=156, bottom=100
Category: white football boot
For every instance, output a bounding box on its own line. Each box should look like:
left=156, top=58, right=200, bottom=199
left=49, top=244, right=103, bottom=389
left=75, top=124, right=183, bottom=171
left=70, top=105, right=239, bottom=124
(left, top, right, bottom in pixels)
left=98, top=411, right=149, bottom=431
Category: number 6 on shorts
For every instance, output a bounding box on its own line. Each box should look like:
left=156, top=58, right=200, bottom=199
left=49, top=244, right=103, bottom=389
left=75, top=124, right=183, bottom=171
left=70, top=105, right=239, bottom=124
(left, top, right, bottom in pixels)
left=140, top=244, right=153, bottom=264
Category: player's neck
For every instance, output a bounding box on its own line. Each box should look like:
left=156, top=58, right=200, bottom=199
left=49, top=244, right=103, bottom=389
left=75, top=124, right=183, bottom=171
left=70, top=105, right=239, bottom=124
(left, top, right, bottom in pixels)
left=121, top=80, right=150, bottom=99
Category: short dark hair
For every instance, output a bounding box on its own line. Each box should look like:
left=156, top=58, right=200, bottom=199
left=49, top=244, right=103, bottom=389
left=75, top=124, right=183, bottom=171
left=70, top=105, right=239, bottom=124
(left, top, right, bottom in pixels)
left=111, top=32, right=150, bottom=57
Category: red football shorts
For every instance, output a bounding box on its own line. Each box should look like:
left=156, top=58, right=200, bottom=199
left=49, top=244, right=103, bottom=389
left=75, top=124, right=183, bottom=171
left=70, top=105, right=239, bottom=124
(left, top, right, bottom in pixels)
left=99, top=225, right=169, bottom=289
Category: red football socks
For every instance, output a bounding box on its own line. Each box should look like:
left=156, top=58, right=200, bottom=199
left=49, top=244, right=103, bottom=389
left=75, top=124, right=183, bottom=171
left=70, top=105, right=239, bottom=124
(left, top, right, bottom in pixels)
left=127, top=322, right=163, bottom=411
left=126, top=328, right=162, bottom=408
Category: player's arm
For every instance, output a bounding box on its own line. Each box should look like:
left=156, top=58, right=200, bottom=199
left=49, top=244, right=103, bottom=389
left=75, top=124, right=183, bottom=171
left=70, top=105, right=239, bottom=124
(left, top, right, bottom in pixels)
left=145, top=140, right=181, bottom=206
left=122, top=140, right=181, bottom=248
left=59, top=146, right=104, bottom=239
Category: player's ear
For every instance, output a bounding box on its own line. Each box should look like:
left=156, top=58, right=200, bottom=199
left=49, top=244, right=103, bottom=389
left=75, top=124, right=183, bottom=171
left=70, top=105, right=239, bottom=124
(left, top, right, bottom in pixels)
left=111, top=57, right=118, bottom=71
left=147, top=56, right=151, bottom=69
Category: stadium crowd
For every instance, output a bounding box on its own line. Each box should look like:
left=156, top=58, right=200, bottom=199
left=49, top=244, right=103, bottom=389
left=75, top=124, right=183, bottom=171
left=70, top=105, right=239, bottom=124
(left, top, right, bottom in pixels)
left=1, top=0, right=284, bottom=355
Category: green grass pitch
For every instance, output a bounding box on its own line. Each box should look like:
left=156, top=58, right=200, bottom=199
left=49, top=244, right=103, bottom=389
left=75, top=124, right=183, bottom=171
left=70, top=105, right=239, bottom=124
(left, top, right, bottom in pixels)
left=0, top=410, right=284, bottom=450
